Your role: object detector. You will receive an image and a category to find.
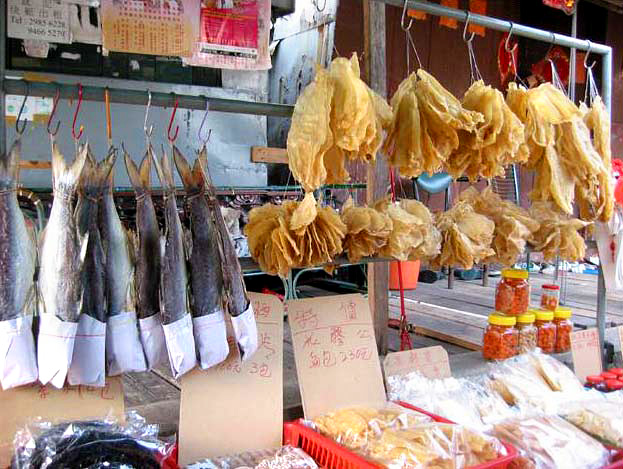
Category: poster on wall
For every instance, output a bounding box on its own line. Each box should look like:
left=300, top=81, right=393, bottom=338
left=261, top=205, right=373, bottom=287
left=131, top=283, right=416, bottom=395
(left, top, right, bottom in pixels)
left=101, top=0, right=200, bottom=57
left=184, top=0, right=271, bottom=70
left=7, top=0, right=71, bottom=44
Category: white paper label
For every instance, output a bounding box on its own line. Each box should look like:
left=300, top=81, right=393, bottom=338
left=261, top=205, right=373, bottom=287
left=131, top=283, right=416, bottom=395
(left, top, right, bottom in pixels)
left=231, top=304, right=258, bottom=361
left=162, top=313, right=197, bottom=379
left=193, top=311, right=228, bottom=369
left=139, top=314, right=168, bottom=370
left=106, top=311, right=147, bottom=375
left=37, top=314, right=79, bottom=389
left=67, top=315, right=106, bottom=387
left=0, top=315, right=38, bottom=390
left=7, top=0, right=71, bottom=44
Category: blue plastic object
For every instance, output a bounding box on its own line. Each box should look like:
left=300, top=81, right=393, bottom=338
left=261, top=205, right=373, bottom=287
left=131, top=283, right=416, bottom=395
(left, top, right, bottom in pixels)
left=416, top=172, right=453, bottom=194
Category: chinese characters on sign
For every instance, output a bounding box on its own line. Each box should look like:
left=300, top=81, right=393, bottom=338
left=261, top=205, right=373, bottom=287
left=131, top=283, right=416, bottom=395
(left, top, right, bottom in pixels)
left=7, top=0, right=71, bottom=44
left=383, top=346, right=451, bottom=380
left=570, top=328, right=602, bottom=382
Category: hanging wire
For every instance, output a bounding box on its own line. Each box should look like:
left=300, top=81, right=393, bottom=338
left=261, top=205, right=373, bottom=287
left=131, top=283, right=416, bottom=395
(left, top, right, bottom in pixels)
left=104, top=87, right=112, bottom=147
left=47, top=88, right=61, bottom=137
left=400, top=0, right=413, bottom=32
left=198, top=97, right=212, bottom=146
left=72, top=83, right=84, bottom=142
left=463, top=12, right=482, bottom=83
left=167, top=94, right=180, bottom=143
left=312, top=0, right=326, bottom=12
left=504, top=22, right=527, bottom=87
left=144, top=90, right=154, bottom=145
left=401, top=0, right=421, bottom=74
left=583, top=41, right=599, bottom=106
left=15, top=83, right=29, bottom=136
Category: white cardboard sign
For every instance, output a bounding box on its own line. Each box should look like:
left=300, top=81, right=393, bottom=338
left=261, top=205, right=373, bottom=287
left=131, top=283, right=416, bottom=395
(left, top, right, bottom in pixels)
left=383, top=346, right=451, bottom=380
left=570, top=328, right=602, bottom=382
left=7, top=0, right=71, bottom=44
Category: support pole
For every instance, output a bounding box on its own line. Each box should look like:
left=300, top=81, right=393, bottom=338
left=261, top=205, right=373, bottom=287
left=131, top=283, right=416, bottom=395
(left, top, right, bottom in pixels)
left=1, top=0, right=7, bottom=157
left=364, top=0, right=389, bottom=354
left=569, top=4, right=578, bottom=102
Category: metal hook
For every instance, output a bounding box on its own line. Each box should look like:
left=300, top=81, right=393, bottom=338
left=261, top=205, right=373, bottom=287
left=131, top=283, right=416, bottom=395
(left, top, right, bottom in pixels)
left=167, top=94, right=179, bottom=144
left=198, top=98, right=212, bottom=145
left=584, top=40, right=596, bottom=69
left=313, top=0, right=326, bottom=13
left=401, top=0, right=413, bottom=31
left=72, top=83, right=84, bottom=141
left=505, top=22, right=517, bottom=53
left=144, top=90, right=154, bottom=140
left=463, top=11, right=475, bottom=43
left=47, top=88, right=61, bottom=136
left=15, top=83, right=29, bottom=136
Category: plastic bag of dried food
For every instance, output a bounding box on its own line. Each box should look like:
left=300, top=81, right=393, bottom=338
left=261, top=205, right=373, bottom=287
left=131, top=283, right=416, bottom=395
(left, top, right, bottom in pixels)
left=560, top=400, right=623, bottom=448
left=446, top=81, right=527, bottom=181
left=529, top=201, right=590, bottom=261
left=527, top=351, right=584, bottom=395
left=188, top=446, right=318, bottom=469
left=341, top=198, right=393, bottom=262
left=492, top=415, right=610, bottom=469
left=374, top=198, right=441, bottom=261
left=431, top=199, right=495, bottom=269
left=12, top=411, right=176, bottom=469
left=459, top=187, right=539, bottom=266
left=384, top=70, right=483, bottom=178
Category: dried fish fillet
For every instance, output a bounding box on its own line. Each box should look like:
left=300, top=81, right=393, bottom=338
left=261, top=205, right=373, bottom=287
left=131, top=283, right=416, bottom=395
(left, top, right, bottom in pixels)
left=341, top=198, right=393, bottom=262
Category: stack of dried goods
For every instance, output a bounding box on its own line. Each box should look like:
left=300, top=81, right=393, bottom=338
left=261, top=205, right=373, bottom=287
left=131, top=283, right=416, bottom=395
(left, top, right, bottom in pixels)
left=340, top=198, right=393, bottom=262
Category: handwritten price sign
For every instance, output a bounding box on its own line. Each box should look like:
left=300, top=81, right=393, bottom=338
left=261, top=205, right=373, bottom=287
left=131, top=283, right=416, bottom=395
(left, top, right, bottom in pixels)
left=179, top=293, right=284, bottom=466
left=570, top=328, right=602, bottom=382
left=383, top=346, right=451, bottom=380
left=288, top=294, right=386, bottom=419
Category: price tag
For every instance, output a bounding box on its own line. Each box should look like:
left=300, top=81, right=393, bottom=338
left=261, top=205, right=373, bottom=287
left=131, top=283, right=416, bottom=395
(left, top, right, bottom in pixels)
left=570, top=328, right=602, bottom=382
left=383, top=346, right=451, bottom=380
left=288, top=294, right=386, bottom=419
left=0, top=377, right=124, bottom=467
left=178, top=293, right=284, bottom=466
left=7, top=0, right=70, bottom=43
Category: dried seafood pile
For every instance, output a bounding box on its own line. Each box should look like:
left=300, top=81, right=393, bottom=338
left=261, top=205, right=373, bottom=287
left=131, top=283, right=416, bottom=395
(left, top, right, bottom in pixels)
left=341, top=198, right=393, bottom=263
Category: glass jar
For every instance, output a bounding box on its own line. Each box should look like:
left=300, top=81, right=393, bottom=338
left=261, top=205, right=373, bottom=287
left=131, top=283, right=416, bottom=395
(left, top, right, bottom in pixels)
left=516, top=312, right=537, bottom=354
left=495, top=269, right=530, bottom=315
left=540, top=284, right=560, bottom=311
left=483, top=313, right=518, bottom=361
left=554, top=307, right=573, bottom=353
left=535, top=310, right=556, bottom=354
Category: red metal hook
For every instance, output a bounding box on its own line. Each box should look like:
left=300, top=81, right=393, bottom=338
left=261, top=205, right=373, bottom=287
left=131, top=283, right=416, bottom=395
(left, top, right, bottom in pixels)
left=47, top=89, right=61, bottom=136
left=72, top=83, right=84, bottom=141
left=167, top=95, right=179, bottom=143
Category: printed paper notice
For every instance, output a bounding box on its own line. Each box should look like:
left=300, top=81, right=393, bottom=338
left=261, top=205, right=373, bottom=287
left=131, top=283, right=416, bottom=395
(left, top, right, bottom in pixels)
left=7, top=0, right=71, bottom=44
left=570, top=328, right=602, bottom=382
left=178, top=293, right=284, bottom=467
left=0, top=378, right=124, bottom=468
left=288, top=294, right=386, bottom=419
left=384, top=346, right=451, bottom=380
left=101, top=0, right=200, bottom=57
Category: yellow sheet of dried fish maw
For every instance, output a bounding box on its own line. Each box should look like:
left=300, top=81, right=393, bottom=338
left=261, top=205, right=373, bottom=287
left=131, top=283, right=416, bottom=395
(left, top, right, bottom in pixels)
left=290, top=192, right=318, bottom=234
left=342, top=203, right=391, bottom=262
left=324, top=146, right=350, bottom=184
left=529, top=202, right=589, bottom=261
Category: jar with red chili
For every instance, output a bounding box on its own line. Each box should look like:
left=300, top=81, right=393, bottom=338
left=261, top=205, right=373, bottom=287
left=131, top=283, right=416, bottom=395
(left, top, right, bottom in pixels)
left=495, top=269, right=530, bottom=315
left=483, top=313, right=518, bottom=361
left=535, top=310, right=556, bottom=354
left=554, top=307, right=573, bottom=353
left=540, top=284, right=560, bottom=311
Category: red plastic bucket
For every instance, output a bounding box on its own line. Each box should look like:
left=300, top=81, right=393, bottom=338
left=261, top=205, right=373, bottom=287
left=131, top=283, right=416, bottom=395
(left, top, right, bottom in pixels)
left=389, top=260, right=420, bottom=290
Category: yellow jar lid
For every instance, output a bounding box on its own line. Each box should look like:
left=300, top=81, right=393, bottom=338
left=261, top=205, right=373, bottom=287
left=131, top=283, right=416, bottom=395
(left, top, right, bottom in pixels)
left=554, top=307, right=572, bottom=319
left=517, top=313, right=536, bottom=324
left=489, top=313, right=517, bottom=326
left=501, top=268, right=529, bottom=279
left=535, top=310, right=554, bottom=321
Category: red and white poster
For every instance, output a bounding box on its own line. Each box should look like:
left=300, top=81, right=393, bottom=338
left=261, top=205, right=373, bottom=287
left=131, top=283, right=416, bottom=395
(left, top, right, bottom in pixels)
left=185, top=0, right=271, bottom=70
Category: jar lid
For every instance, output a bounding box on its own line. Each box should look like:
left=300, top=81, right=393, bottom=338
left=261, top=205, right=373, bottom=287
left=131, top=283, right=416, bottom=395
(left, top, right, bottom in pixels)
left=586, top=375, right=605, bottom=384
left=501, top=268, right=529, bottom=279
left=535, top=310, right=554, bottom=321
left=608, top=368, right=623, bottom=376
left=489, top=313, right=516, bottom=326
left=601, top=372, right=618, bottom=380
left=542, top=284, right=560, bottom=290
left=605, top=379, right=623, bottom=391
left=554, top=307, right=572, bottom=319
left=517, top=313, right=536, bottom=324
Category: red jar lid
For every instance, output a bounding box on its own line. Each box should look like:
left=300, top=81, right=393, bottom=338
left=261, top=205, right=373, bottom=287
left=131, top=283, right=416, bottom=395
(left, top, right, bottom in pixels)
left=542, top=284, right=560, bottom=290
left=608, top=368, right=623, bottom=376
left=601, top=372, right=618, bottom=380
left=586, top=375, right=605, bottom=384
left=605, top=379, right=623, bottom=391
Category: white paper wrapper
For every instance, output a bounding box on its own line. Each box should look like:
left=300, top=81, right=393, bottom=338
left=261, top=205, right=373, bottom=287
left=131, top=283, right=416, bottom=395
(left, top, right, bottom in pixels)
left=106, top=311, right=147, bottom=375
left=38, top=314, right=79, bottom=388
left=231, top=303, right=258, bottom=361
left=162, top=313, right=196, bottom=379
left=193, top=310, right=228, bottom=369
left=139, top=314, right=168, bottom=370
left=67, top=315, right=106, bottom=387
left=0, top=315, right=38, bottom=390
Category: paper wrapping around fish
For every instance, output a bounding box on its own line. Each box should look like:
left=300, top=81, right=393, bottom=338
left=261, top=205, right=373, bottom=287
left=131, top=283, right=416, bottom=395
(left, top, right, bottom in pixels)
left=193, top=310, right=228, bottom=370
left=106, top=311, right=147, bottom=375
left=67, top=314, right=106, bottom=387
left=163, top=313, right=197, bottom=379
left=0, top=315, right=38, bottom=390
left=231, top=303, right=258, bottom=361
left=139, top=315, right=168, bottom=370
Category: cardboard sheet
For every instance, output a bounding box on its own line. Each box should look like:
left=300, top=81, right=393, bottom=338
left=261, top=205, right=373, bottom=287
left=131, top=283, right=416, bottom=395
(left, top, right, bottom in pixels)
left=288, top=294, right=386, bottom=419
left=178, top=292, right=284, bottom=467
left=383, top=346, right=451, bottom=380
left=570, top=328, right=602, bottom=382
left=0, top=377, right=124, bottom=467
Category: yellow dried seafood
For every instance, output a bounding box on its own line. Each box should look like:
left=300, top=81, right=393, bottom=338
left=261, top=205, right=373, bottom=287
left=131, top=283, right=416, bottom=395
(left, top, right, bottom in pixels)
left=384, top=70, right=483, bottom=178
left=446, top=81, right=527, bottom=181
left=459, top=187, right=539, bottom=266
left=373, top=198, right=441, bottom=261
left=529, top=201, right=590, bottom=261
left=432, top=199, right=495, bottom=269
left=341, top=198, right=393, bottom=262
left=244, top=193, right=347, bottom=276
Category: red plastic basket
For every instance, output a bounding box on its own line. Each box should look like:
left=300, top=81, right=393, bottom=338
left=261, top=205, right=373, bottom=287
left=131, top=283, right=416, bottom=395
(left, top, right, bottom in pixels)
left=603, top=449, right=623, bottom=469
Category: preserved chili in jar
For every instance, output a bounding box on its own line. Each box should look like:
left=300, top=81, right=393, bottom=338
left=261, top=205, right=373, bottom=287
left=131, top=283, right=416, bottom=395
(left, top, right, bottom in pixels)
left=483, top=313, right=518, bottom=361
left=554, top=306, right=573, bottom=353
left=516, top=312, right=537, bottom=354
left=540, top=284, right=560, bottom=311
left=535, top=310, right=556, bottom=354
left=495, top=269, right=530, bottom=315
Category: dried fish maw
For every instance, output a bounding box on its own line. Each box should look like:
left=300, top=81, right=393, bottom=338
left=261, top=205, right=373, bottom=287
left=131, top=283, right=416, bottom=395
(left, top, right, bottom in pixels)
left=287, top=68, right=334, bottom=192
left=530, top=144, right=575, bottom=215
left=341, top=198, right=392, bottom=262
left=290, top=192, right=318, bottom=233
left=530, top=202, right=590, bottom=261
left=324, top=146, right=350, bottom=184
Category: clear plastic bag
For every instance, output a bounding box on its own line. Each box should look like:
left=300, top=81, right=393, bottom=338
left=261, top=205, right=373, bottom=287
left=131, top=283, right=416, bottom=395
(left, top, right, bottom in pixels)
left=560, top=400, right=623, bottom=448
left=492, top=414, right=610, bottom=469
left=188, top=446, right=318, bottom=469
left=12, top=411, right=175, bottom=469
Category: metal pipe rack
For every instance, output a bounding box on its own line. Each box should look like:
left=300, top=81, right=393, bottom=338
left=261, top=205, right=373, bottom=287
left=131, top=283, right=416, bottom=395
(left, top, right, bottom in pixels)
left=0, top=0, right=614, bottom=358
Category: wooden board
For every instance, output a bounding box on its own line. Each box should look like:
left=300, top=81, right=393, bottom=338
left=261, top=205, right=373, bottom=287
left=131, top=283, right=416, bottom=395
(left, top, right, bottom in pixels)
left=251, top=146, right=288, bottom=164
left=19, top=160, right=51, bottom=170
